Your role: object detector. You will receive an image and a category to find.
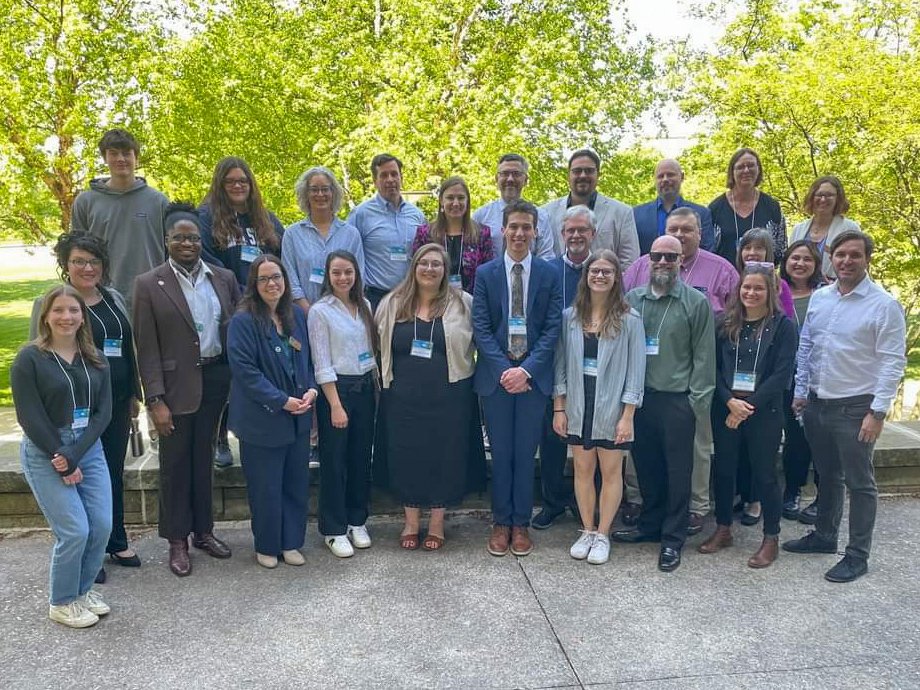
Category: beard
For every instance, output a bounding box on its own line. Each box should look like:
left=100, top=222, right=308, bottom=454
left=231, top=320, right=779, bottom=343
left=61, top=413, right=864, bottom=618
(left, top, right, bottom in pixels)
left=650, top=267, right=677, bottom=290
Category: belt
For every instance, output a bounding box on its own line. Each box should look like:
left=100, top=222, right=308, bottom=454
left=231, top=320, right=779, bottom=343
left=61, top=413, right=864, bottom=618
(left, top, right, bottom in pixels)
left=807, top=392, right=873, bottom=406
left=199, top=355, right=223, bottom=366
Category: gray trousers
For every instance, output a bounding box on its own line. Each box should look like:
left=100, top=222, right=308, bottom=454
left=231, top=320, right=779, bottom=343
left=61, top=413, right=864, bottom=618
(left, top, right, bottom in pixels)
left=804, top=394, right=878, bottom=562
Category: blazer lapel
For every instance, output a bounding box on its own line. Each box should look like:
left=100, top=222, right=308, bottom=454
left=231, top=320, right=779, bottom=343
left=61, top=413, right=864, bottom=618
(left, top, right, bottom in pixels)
left=526, top=260, right=540, bottom=316
left=156, top=264, right=197, bottom=334
left=266, top=325, right=296, bottom=387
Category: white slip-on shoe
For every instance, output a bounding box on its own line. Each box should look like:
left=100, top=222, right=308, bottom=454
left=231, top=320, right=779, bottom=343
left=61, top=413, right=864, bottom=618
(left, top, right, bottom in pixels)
left=570, top=530, right=596, bottom=560
left=256, top=553, right=278, bottom=569
left=325, top=535, right=355, bottom=558
left=347, top=524, right=372, bottom=549
left=49, top=600, right=99, bottom=628
left=282, top=549, right=305, bottom=566
left=587, top=533, right=611, bottom=565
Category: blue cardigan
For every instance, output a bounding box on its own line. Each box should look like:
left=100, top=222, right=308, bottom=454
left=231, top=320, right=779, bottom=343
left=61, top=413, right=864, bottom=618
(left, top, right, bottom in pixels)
left=227, top=308, right=316, bottom=448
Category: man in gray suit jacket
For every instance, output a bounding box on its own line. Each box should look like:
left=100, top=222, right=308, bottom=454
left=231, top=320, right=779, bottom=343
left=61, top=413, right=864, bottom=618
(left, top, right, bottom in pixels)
left=540, top=149, right=640, bottom=269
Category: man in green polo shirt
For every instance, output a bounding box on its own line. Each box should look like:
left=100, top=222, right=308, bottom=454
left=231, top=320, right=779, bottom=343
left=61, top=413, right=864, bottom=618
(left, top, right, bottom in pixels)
left=613, top=235, right=715, bottom=572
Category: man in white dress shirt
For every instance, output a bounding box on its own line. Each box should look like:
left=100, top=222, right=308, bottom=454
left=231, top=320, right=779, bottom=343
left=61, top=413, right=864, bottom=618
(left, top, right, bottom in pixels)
left=784, top=230, right=906, bottom=583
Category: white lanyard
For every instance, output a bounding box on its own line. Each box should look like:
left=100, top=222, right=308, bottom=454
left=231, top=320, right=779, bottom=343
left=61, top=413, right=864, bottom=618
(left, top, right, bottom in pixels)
left=87, top=293, right=124, bottom=341
left=640, top=294, right=674, bottom=340
left=733, top=320, right=765, bottom=387
left=445, top=234, right=464, bottom=281
left=682, top=254, right=699, bottom=285
left=732, top=192, right=758, bottom=248
left=52, top=350, right=92, bottom=414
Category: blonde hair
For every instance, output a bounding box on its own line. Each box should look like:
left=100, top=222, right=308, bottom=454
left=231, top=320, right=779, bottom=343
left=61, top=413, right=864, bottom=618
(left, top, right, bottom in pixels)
left=388, top=244, right=464, bottom=322
left=33, top=284, right=104, bottom=367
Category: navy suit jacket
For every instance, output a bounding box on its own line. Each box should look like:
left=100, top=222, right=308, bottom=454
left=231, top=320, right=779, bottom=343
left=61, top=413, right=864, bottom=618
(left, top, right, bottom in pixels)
left=472, top=256, right=562, bottom=397
left=633, top=198, right=715, bottom=255
left=227, top=308, right=317, bottom=448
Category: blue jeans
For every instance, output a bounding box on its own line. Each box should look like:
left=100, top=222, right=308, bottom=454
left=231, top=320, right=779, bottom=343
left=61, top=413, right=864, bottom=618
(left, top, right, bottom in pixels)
left=21, top=428, right=112, bottom=605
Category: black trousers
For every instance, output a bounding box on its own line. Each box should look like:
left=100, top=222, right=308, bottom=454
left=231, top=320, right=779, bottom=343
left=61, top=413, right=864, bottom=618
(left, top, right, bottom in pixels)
left=102, top=397, right=132, bottom=553
left=157, top=362, right=230, bottom=540
left=538, top=400, right=573, bottom=514
left=634, top=391, right=695, bottom=549
left=317, top=374, right=376, bottom=536
left=712, top=400, right=784, bottom=536
left=782, top=388, right=817, bottom=496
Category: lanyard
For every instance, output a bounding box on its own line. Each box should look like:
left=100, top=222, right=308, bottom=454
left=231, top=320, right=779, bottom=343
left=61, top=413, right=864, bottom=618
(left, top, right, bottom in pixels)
left=413, top=315, right=436, bottom=344
left=444, top=234, right=464, bottom=279
left=640, top=294, right=674, bottom=340
left=731, top=192, right=758, bottom=247
left=52, top=351, right=92, bottom=413
left=87, top=293, right=124, bottom=341
left=733, top=320, right=765, bottom=377
left=682, top=254, right=699, bottom=285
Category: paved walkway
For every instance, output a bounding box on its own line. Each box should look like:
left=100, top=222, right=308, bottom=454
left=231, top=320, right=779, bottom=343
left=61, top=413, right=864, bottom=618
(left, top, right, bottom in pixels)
left=2, top=498, right=920, bottom=689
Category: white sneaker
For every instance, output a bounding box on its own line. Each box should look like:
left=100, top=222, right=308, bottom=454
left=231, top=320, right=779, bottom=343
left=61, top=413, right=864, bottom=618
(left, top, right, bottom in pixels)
left=80, top=589, right=110, bottom=616
left=587, top=533, right=611, bottom=565
left=347, top=524, right=372, bottom=549
left=325, top=535, right=354, bottom=558
left=256, top=553, right=278, bottom=569
left=570, top=530, right=596, bottom=560
left=282, top=549, right=305, bottom=566
left=49, top=600, right=99, bottom=628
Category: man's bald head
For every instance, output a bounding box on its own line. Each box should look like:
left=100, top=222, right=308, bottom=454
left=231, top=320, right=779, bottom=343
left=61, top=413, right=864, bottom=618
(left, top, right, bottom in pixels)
left=650, top=235, right=682, bottom=255
left=655, top=159, right=684, bottom=204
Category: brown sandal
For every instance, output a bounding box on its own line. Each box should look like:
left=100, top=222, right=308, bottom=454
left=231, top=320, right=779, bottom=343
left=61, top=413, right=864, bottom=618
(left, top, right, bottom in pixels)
left=400, top=533, right=420, bottom=550
left=422, top=534, right=445, bottom=551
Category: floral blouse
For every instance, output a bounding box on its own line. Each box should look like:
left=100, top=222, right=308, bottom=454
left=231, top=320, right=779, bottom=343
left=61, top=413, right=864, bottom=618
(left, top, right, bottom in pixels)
left=410, top=223, right=495, bottom=294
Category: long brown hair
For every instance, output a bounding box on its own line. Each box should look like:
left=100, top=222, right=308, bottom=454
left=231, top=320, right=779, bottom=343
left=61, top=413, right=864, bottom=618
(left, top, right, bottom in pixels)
left=319, top=250, right=379, bottom=355
left=203, top=157, right=280, bottom=252
left=720, top=265, right=780, bottom=343
left=428, top=176, right=481, bottom=247
left=33, top=285, right=104, bottom=367
left=239, top=254, right=295, bottom=335
left=389, top=244, right=464, bottom=323
left=571, top=250, right=629, bottom=337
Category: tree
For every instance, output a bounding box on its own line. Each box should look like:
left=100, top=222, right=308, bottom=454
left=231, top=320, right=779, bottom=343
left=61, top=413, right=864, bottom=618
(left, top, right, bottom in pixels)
left=0, top=0, right=172, bottom=242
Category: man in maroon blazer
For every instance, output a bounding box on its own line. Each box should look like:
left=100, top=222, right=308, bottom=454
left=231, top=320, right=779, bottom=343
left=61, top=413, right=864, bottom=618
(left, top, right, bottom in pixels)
left=133, top=203, right=240, bottom=576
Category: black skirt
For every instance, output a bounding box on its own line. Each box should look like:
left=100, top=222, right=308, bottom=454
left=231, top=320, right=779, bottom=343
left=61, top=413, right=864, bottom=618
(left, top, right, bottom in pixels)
left=566, top=333, right=632, bottom=451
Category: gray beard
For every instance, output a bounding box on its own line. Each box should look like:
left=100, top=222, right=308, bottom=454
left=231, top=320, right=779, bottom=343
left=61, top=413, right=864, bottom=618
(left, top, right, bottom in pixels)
left=650, top=270, right=677, bottom=291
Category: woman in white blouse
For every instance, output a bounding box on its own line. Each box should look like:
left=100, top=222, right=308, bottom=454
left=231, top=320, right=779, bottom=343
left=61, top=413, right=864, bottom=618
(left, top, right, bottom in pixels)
left=307, top=250, right=379, bottom=558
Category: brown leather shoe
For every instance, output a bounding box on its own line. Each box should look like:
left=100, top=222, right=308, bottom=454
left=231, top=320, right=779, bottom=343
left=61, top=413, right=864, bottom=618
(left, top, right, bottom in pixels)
left=510, top=526, right=534, bottom=556
left=697, top=525, right=734, bottom=554
left=192, top=533, right=232, bottom=559
left=487, top=525, right=510, bottom=556
left=168, top=539, right=191, bottom=577
left=748, top=535, right=779, bottom=569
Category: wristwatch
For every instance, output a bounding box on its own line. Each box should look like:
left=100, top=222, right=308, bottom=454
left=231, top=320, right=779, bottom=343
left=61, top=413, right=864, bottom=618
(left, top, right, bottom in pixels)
left=871, top=410, right=886, bottom=421
left=146, top=396, right=163, bottom=407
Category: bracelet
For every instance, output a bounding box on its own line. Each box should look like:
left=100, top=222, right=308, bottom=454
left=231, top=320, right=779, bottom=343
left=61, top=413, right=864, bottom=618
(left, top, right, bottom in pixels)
left=553, top=409, right=565, bottom=413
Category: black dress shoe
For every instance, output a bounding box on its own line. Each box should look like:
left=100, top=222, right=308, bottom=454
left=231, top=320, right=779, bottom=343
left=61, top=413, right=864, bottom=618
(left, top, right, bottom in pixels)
left=782, top=531, right=837, bottom=554
left=214, top=441, right=233, bottom=468
left=110, top=551, right=142, bottom=567
left=94, top=567, right=107, bottom=584
left=658, top=547, right=681, bottom=572
left=192, top=533, right=232, bottom=559
left=740, top=511, right=762, bottom=526
left=611, top=529, right=660, bottom=544
left=620, top=502, right=641, bottom=527
left=824, top=554, right=868, bottom=583
left=798, top=498, right=819, bottom=525
left=531, top=508, right=565, bottom=530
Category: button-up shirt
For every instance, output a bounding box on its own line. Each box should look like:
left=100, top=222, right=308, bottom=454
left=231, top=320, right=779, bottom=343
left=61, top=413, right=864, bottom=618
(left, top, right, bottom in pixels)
left=169, top=258, right=222, bottom=357
left=281, top=217, right=365, bottom=304
left=347, top=194, right=426, bottom=291
left=307, top=294, right=377, bottom=384
left=504, top=252, right=532, bottom=354
left=794, top=275, right=906, bottom=413
left=625, top=279, right=715, bottom=415
left=472, top=198, right=555, bottom=260
left=623, top=249, right=738, bottom=315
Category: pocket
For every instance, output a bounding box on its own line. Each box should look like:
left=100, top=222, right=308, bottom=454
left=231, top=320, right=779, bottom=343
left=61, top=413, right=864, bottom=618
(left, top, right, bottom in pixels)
left=842, top=404, right=869, bottom=420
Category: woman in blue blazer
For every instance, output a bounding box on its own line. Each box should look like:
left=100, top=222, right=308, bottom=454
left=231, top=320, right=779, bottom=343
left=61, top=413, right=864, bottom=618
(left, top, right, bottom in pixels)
left=228, top=254, right=318, bottom=569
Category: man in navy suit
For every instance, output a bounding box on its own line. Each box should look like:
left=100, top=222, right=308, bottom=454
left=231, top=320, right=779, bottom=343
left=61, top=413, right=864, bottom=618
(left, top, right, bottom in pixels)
left=633, top=159, right=714, bottom=256
left=473, top=200, right=563, bottom=557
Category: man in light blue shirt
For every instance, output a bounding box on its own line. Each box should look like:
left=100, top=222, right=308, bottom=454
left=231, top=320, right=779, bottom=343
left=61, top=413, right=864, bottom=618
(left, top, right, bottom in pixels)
left=472, top=153, right=556, bottom=261
left=347, top=154, right=426, bottom=311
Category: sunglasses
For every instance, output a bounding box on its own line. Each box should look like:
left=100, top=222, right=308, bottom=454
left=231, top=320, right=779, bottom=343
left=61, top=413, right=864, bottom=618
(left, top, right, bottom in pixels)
left=649, top=251, right=679, bottom=263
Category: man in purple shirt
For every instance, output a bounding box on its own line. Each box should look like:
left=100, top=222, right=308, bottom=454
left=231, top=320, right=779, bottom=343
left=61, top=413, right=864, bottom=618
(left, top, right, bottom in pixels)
left=622, top=207, right=738, bottom=534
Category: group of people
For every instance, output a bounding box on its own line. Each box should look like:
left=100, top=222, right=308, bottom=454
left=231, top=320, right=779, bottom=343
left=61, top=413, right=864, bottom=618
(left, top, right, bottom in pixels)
left=10, top=129, right=908, bottom=631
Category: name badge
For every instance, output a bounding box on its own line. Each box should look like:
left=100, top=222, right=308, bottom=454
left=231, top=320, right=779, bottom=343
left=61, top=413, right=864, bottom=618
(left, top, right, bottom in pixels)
left=411, top=339, right=433, bottom=359
left=309, top=267, right=325, bottom=284
left=508, top=316, right=527, bottom=335
left=448, top=274, right=462, bottom=288
left=358, top=350, right=376, bottom=373
left=103, top=338, right=123, bottom=358
left=583, top=357, right=598, bottom=377
left=732, top=372, right=756, bottom=392
left=389, top=245, right=408, bottom=262
left=288, top=337, right=302, bottom=352
left=240, top=245, right=261, bottom=263
left=645, top=337, right=660, bottom=356
left=72, top=407, right=90, bottom=430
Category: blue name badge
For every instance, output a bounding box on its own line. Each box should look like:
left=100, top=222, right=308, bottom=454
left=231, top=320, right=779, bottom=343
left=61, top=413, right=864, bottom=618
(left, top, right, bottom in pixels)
left=732, top=372, right=757, bottom=392
left=103, top=338, right=123, bottom=358
left=309, top=267, right=325, bottom=284
left=508, top=316, right=527, bottom=335
left=358, top=350, right=376, bottom=373
left=411, top=339, right=433, bottom=359
left=583, top=357, right=598, bottom=377
left=389, top=245, right=408, bottom=262
left=645, top=336, right=660, bottom=356
left=72, top=407, right=90, bottom=430
left=240, top=245, right=261, bottom=263
left=448, top=274, right=462, bottom=288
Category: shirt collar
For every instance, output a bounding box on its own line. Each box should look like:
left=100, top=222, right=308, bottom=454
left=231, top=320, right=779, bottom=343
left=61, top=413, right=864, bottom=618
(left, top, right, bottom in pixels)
left=834, top=272, right=873, bottom=297
left=169, top=257, right=210, bottom=282
left=567, top=191, right=598, bottom=210
left=504, top=251, right=533, bottom=274
left=656, top=195, right=685, bottom=212
left=562, top=251, right=591, bottom=269
left=373, top=192, right=404, bottom=213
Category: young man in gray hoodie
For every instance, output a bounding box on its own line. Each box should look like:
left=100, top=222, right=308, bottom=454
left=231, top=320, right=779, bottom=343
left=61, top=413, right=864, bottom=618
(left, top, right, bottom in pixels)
left=71, top=129, right=169, bottom=306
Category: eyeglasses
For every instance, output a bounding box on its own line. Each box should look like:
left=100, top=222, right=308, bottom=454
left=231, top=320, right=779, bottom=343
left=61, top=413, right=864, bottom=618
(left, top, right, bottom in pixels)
left=223, top=177, right=250, bottom=188
left=733, top=162, right=758, bottom=172
left=497, top=171, right=524, bottom=180
left=588, top=268, right=614, bottom=277
left=417, top=261, right=444, bottom=270
left=814, top=192, right=837, bottom=200
left=256, top=273, right=284, bottom=285
left=69, top=257, right=103, bottom=269
left=570, top=167, right=597, bottom=176
left=649, top=251, right=679, bottom=263
left=308, top=186, right=332, bottom=195
left=169, top=234, right=201, bottom=244
left=745, top=261, right=775, bottom=270
left=563, top=226, right=592, bottom=235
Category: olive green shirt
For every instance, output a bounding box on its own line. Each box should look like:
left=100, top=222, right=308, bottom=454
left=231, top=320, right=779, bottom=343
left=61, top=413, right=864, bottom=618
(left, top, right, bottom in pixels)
left=625, top=280, right=715, bottom=415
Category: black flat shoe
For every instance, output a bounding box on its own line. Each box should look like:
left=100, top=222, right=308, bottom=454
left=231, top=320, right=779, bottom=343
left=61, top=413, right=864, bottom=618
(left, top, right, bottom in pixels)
left=740, top=511, right=762, bottom=526
left=110, top=552, right=142, bottom=567
left=611, top=529, right=660, bottom=544
left=658, top=547, right=682, bottom=572
left=95, top=567, right=106, bottom=584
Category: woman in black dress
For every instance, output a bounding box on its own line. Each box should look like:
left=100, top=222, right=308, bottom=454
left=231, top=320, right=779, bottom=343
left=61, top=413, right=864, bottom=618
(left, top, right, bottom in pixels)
left=376, top=243, right=479, bottom=550
left=709, top=148, right=787, bottom=265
